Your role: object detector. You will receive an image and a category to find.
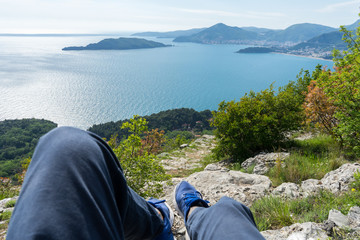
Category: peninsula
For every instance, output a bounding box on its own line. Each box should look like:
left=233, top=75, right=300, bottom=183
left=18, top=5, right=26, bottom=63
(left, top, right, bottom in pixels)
left=62, top=37, right=170, bottom=51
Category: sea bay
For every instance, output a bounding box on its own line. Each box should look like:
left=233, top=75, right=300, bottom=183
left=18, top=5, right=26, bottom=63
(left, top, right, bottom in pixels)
left=0, top=35, right=332, bottom=129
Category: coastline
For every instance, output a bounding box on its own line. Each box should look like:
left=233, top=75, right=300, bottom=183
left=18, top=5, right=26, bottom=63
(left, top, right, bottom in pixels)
left=273, top=52, right=333, bottom=62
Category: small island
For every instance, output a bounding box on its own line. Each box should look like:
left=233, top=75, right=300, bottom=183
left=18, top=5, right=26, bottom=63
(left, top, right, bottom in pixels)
left=62, top=37, right=171, bottom=51
left=237, top=47, right=275, bottom=54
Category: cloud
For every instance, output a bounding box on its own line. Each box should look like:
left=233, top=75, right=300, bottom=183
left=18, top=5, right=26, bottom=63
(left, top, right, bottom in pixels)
left=317, top=0, right=360, bottom=13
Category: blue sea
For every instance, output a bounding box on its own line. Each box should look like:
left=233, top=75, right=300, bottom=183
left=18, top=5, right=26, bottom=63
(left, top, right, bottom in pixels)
left=0, top=35, right=332, bottom=129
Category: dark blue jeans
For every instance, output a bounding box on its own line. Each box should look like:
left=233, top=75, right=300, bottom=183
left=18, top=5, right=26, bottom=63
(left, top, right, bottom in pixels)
left=7, top=127, right=264, bottom=240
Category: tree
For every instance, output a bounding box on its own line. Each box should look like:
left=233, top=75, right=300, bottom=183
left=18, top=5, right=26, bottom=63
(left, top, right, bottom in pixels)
left=303, top=79, right=337, bottom=136
left=316, top=24, right=360, bottom=155
left=109, top=116, right=169, bottom=198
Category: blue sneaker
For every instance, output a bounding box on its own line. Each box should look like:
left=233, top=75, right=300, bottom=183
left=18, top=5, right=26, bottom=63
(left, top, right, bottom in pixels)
left=173, top=181, right=209, bottom=223
left=148, top=198, right=175, bottom=240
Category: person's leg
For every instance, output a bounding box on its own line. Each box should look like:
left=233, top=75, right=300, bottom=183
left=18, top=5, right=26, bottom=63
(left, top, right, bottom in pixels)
left=186, top=197, right=265, bottom=240
left=174, top=181, right=265, bottom=240
left=7, top=127, right=165, bottom=240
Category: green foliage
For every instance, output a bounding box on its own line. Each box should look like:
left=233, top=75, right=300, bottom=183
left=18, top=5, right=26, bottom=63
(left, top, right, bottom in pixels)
left=252, top=189, right=360, bottom=231
left=352, top=170, right=360, bottom=191
left=0, top=211, right=12, bottom=221
left=315, top=24, right=360, bottom=157
left=251, top=196, right=294, bottom=230
left=0, top=119, right=57, bottom=177
left=88, top=108, right=213, bottom=140
left=0, top=178, right=19, bottom=200
left=212, top=81, right=304, bottom=161
left=5, top=199, right=16, bottom=208
left=267, top=134, right=343, bottom=186
left=162, top=131, right=195, bottom=152
left=110, top=116, right=170, bottom=198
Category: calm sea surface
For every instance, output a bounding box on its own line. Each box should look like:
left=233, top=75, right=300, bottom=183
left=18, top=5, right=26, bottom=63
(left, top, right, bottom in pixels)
left=0, top=35, right=332, bottom=129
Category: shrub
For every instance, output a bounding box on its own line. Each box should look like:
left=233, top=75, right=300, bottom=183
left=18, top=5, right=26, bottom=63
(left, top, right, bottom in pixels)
left=303, top=80, right=337, bottom=136
left=211, top=83, right=303, bottom=162
left=110, top=116, right=170, bottom=198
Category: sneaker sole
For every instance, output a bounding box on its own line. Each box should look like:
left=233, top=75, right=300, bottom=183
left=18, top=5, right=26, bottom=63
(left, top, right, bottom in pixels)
left=163, top=201, right=175, bottom=227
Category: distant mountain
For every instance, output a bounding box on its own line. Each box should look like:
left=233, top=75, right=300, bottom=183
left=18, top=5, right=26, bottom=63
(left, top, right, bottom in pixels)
left=172, top=23, right=338, bottom=45
left=241, top=26, right=279, bottom=34
left=62, top=37, right=170, bottom=51
left=173, top=23, right=259, bottom=44
left=132, top=28, right=206, bottom=38
left=265, top=23, right=337, bottom=43
left=346, top=19, right=360, bottom=31
left=290, top=31, right=346, bottom=51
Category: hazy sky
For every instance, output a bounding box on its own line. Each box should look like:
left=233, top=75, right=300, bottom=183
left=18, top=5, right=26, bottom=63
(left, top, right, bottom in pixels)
left=1, top=0, right=359, bottom=33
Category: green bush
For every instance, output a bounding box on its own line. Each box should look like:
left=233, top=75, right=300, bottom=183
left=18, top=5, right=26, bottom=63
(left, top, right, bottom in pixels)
left=110, top=116, right=170, bottom=198
left=212, top=83, right=304, bottom=162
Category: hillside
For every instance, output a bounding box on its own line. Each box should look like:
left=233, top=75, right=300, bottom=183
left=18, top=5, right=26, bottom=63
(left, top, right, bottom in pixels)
left=0, top=119, right=57, bottom=177
left=88, top=108, right=213, bottom=140
left=62, top=37, right=170, bottom=50
left=264, top=23, right=336, bottom=43
left=289, top=31, right=346, bottom=53
left=173, top=23, right=259, bottom=44
left=170, top=22, right=337, bottom=45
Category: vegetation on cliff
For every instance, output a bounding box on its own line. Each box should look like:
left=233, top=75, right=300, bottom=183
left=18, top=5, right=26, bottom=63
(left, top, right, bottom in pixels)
left=211, top=66, right=321, bottom=161
left=88, top=108, right=213, bottom=140
left=62, top=37, right=170, bottom=51
left=0, top=119, right=57, bottom=177
left=108, top=116, right=169, bottom=198
left=212, top=23, right=360, bottom=163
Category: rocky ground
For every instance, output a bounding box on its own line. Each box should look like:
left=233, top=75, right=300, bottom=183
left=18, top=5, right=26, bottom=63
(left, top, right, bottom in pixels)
left=0, top=196, right=17, bottom=240
left=159, top=135, right=216, bottom=176
left=159, top=136, right=360, bottom=240
left=1, top=134, right=359, bottom=239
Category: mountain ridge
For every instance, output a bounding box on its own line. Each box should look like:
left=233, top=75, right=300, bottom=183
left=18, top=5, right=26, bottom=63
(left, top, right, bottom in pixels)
left=134, top=20, right=358, bottom=47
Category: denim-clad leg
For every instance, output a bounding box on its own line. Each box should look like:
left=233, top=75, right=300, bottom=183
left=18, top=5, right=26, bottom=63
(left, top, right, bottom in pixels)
left=7, top=127, right=164, bottom=240
left=186, top=196, right=265, bottom=240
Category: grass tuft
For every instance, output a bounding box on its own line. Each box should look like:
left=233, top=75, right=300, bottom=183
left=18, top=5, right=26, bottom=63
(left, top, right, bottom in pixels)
left=251, top=188, right=360, bottom=231
left=267, top=134, right=345, bottom=186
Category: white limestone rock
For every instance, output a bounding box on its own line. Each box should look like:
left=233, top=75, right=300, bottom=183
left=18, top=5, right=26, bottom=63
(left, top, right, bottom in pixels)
left=272, top=182, right=301, bottom=199
left=241, top=152, right=290, bottom=175
left=300, top=179, right=323, bottom=197
left=328, top=209, right=350, bottom=227
left=261, top=222, right=328, bottom=240
left=348, top=206, right=360, bottom=229
left=321, top=163, right=360, bottom=193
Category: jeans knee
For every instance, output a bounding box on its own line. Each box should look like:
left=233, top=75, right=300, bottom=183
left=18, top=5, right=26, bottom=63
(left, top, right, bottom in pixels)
left=35, top=126, right=98, bottom=163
